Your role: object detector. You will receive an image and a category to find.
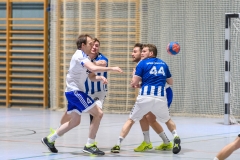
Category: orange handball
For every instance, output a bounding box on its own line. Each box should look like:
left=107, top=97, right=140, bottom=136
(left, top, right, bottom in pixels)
left=167, top=42, right=180, bottom=55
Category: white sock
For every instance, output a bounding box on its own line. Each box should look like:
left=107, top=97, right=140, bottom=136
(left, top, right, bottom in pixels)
left=143, top=131, right=150, bottom=143
left=172, top=130, right=178, bottom=137
left=86, top=138, right=95, bottom=146
left=213, top=157, right=219, bottom=160
left=48, top=132, right=59, bottom=143
left=116, top=136, right=124, bottom=146
left=159, top=131, right=170, bottom=144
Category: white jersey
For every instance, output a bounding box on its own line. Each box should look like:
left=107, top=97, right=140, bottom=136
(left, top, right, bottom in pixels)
left=65, top=50, right=91, bottom=92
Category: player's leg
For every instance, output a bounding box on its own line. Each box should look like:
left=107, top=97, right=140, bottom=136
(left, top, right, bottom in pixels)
left=41, top=91, right=91, bottom=153
left=165, top=86, right=177, bottom=135
left=111, top=96, right=152, bottom=153
left=60, top=111, right=71, bottom=125
left=165, top=86, right=178, bottom=136
left=87, top=105, right=103, bottom=141
left=214, top=136, right=240, bottom=160
left=139, top=116, right=150, bottom=142
left=165, top=118, right=181, bottom=154
left=111, top=119, right=136, bottom=153
left=151, top=97, right=181, bottom=154
left=41, top=111, right=81, bottom=153
left=48, top=111, right=71, bottom=137
left=165, top=86, right=181, bottom=154
left=145, top=112, right=172, bottom=151
left=134, top=116, right=153, bottom=152
left=89, top=94, right=105, bottom=124
left=165, top=119, right=181, bottom=154
left=83, top=104, right=105, bottom=155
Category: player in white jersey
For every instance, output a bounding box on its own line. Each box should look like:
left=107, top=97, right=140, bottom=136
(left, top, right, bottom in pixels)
left=41, top=34, right=122, bottom=155
left=131, top=43, right=181, bottom=154
left=214, top=134, right=240, bottom=160
left=111, top=44, right=179, bottom=154
left=59, top=38, right=108, bottom=125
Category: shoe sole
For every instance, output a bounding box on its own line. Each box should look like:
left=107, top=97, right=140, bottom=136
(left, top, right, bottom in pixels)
left=155, top=148, right=172, bottom=151
left=173, top=138, right=181, bottom=154
left=134, top=147, right=152, bottom=152
left=111, top=150, right=120, bottom=153
left=83, top=149, right=105, bottom=155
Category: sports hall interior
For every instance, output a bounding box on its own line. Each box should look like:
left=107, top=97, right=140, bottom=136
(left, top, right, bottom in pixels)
left=0, top=0, right=240, bottom=159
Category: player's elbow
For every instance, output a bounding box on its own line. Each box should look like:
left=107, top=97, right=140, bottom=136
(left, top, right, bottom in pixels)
left=166, top=78, right=173, bottom=85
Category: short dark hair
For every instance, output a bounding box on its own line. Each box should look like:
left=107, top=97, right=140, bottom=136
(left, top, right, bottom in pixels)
left=76, top=34, right=92, bottom=49
left=134, top=43, right=143, bottom=51
left=93, top=38, right=100, bottom=46
left=143, top=44, right=157, bottom=57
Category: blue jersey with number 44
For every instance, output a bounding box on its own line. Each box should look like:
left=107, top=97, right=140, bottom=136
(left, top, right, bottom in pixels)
left=135, top=57, right=171, bottom=97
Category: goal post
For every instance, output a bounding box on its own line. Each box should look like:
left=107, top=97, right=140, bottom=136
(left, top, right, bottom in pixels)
left=225, top=13, right=240, bottom=125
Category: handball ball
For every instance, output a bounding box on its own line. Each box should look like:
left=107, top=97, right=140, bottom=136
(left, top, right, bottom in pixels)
left=167, top=42, right=180, bottom=55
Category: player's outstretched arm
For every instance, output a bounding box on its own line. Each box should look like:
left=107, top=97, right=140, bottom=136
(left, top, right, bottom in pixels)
left=84, top=61, right=123, bottom=73
left=88, top=73, right=108, bottom=84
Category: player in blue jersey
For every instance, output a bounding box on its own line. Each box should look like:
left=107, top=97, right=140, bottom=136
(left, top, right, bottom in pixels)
left=59, top=38, right=108, bottom=125
left=131, top=43, right=181, bottom=154
left=111, top=44, right=180, bottom=154
left=41, top=34, right=122, bottom=155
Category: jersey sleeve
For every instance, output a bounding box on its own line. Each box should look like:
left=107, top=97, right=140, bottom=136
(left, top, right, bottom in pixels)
left=78, top=57, right=91, bottom=67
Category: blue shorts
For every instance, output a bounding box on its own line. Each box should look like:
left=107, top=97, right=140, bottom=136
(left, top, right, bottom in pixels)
left=166, top=87, right=173, bottom=108
left=65, top=90, right=96, bottom=115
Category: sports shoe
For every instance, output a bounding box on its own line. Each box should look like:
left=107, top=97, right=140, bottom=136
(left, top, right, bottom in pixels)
left=41, top=137, right=58, bottom=153
left=83, top=143, right=105, bottom=155
left=134, top=141, right=153, bottom=152
left=172, top=136, right=181, bottom=154
left=155, top=142, right=173, bottom=151
left=111, top=145, right=120, bottom=153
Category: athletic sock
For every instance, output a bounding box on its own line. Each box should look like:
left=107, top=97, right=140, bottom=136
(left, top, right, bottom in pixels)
left=172, top=130, right=178, bottom=137
left=159, top=131, right=170, bottom=144
left=116, top=136, right=124, bottom=146
left=86, top=138, right=95, bottom=147
left=213, top=157, right=219, bottom=160
left=48, top=132, right=60, bottom=143
left=143, top=131, right=150, bottom=143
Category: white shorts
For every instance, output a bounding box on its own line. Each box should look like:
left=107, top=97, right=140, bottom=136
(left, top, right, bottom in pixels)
left=89, top=91, right=106, bottom=109
left=129, top=95, right=170, bottom=123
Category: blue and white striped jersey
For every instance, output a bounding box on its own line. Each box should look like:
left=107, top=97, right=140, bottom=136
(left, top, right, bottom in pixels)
left=135, top=57, right=171, bottom=97
left=85, top=53, right=108, bottom=95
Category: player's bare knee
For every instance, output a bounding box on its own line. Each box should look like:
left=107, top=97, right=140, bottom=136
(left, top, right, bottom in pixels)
left=95, top=110, right=103, bottom=119
left=128, top=118, right=135, bottom=125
